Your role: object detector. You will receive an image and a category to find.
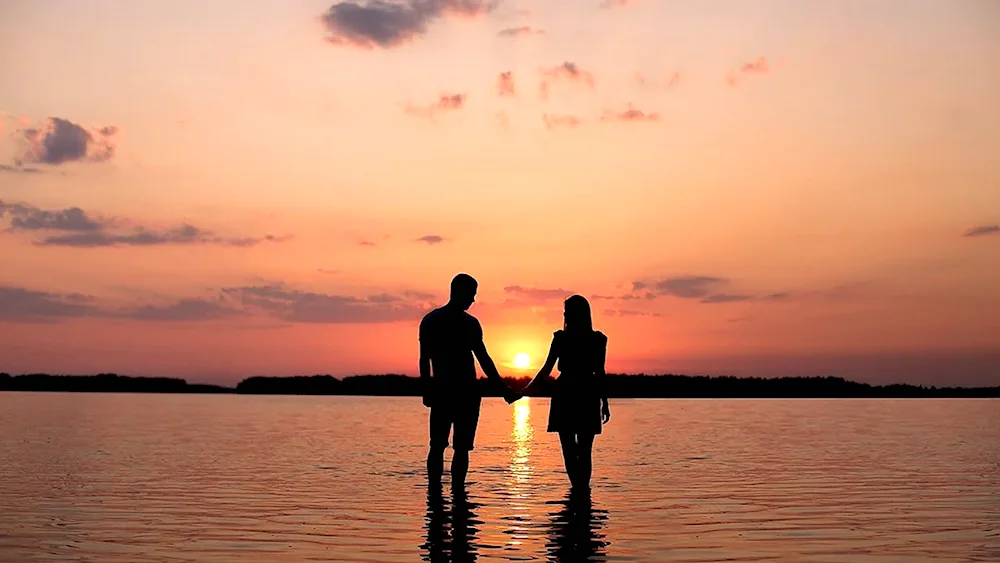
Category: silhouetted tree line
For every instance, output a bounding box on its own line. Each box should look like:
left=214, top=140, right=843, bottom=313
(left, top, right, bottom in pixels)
left=1, top=372, right=997, bottom=398
left=0, top=373, right=228, bottom=394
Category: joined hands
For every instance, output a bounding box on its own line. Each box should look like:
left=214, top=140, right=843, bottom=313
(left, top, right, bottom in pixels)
left=503, top=389, right=523, bottom=404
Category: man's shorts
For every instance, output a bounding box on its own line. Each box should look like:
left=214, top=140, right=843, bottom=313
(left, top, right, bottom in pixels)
left=429, top=396, right=482, bottom=452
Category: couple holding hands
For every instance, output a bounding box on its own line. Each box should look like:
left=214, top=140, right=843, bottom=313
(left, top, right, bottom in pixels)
left=419, top=274, right=611, bottom=491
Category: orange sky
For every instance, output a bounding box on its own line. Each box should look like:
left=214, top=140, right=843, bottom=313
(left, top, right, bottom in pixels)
left=1, top=1, right=999, bottom=386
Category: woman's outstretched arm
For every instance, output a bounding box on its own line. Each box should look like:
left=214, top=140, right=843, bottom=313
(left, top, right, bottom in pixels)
left=522, top=334, right=558, bottom=396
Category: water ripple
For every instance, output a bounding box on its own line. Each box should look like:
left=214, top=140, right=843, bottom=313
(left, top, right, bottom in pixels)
left=1, top=394, right=997, bottom=562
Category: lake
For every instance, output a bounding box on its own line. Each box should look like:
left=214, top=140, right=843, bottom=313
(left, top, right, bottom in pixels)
left=0, top=394, right=997, bottom=562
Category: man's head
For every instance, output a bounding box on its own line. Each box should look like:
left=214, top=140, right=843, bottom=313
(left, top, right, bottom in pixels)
left=449, top=273, right=478, bottom=311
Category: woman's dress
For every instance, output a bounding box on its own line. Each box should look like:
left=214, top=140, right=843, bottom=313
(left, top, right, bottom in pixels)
left=546, top=329, right=608, bottom=435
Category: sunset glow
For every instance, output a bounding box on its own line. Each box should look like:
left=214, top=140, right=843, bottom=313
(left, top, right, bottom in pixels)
left=513, top=353, right=531, bottom=370
left=0, top=1, right=998, bottom=386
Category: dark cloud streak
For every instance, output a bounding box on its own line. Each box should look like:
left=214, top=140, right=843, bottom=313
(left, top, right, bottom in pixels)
left=223, top=285, right=427, bottom=323
left=964, top=225, right=999, bottom=237
left=497, top=26, right=544, bottom=37
left=320, top=0, right=498, bottom=49
left=416, top=235, right=446, bottom=245
left=126, top=298, right=243, bottom=322
left=0, top=201, right=290, bottom=249
left=0, top=286, right=96, bottom=322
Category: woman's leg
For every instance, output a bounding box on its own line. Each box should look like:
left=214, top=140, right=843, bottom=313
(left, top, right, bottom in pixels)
left=576, top=433, right=596, bottom=489
left=558, top=431, right=578, bottom=485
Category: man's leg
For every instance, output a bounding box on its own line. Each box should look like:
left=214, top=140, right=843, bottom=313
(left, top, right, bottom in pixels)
left=451, top=397, right=481, bottom=487
left=428, top=447, right=446, bottom=482
left=428, top=406, right=451, bottom=483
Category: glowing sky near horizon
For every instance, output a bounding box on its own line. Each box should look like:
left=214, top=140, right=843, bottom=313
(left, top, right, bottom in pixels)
left=1, top=0, right=998, bottom=386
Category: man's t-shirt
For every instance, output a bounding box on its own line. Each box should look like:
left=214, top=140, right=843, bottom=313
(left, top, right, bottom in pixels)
left=419, top=305, right=483, bottom=398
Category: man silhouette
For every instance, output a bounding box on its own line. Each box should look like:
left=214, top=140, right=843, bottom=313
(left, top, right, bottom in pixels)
left=420, top=273, right=519, bottom=486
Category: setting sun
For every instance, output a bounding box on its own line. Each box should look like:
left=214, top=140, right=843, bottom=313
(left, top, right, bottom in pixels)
left=513, top=352, right=531, bottom=369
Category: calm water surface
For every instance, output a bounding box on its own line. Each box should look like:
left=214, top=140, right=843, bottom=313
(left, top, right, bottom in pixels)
left=1, top=394, right=997, bottom=562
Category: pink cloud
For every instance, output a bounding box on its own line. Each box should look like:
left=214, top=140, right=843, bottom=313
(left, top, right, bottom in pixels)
left=539, top=61, right=595, bottom=101
left=726, top=56, right=770, bottom=87
left=543, top=114, right=582, bottom=130
left=542, top=62, right=596, bottom=88
left=601, top=105, right=661, bottom=123
left=496, top=71, right=516, bottom=97
left=404, top=93, right=467, bottom=118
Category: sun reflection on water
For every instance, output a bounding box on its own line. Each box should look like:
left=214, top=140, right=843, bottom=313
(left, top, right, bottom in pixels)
left=505, top=399, right=535, bottom=548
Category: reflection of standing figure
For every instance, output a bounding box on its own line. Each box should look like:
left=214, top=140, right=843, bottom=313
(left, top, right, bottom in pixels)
left=545, top=489, right=610, bottom=562
left=420, top=483, right=482, bottom=563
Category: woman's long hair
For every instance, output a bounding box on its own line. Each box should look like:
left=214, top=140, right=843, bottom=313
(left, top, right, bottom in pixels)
left=563, top=295, right=593, bottom=333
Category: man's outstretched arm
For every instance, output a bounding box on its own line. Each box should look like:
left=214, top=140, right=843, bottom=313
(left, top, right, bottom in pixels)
left=472, top=339, right=503, bottom=385
left=472, top=339, right=519, bottom=403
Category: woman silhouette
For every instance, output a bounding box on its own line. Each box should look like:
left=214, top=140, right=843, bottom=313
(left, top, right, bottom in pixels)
left=522, top=295, right=610, bottom=490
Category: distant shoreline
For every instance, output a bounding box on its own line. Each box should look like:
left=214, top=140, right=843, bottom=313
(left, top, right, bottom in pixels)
left=1, top=373, right=997, bottom=398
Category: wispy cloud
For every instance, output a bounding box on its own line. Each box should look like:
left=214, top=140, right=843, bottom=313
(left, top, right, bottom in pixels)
left=17, top=117, right=118, bottom=165
left=36, top=227, right=290, bottom=248
left=630, top=276, right=757, bottom=304
left=634, top=70, right=681, bottom=90
left=543, top=114, right=582, bottom=130
left=403, top=289, right=437, bottom=301
left=699, top=293, right=754, bottom=304
left=726, top=56, right=770, bottom=87
left=126, top=298, right=243, bottom=322
left=0, top=163, right=44, bottom=174
left=963, top=225, right=999, bottom=237
left=642, top=275, right=728, bottom=298
left=601, top=105, right=661, bottom=123
left=320, top=0, right=498, bottom=49
left=0, top=202, right=104, bottom=232
left=222, top=284, right=428, bottom=323
left=1, top=282, right=430, bottom=325
left=0, top=201, right=290, bottom=248
left=604, top=308, right=660, bottom=317
left=540, top=61, right=595, bottom=100
left=416, top=234, right=446, bottom=245
left=496, top=71, right=516, bottom=97
left=621, top=292, right=657, bottom=301
left=504, top=285, right=573, bottom=301
left=632, top=275, right=874, bottom=306
left=542, top=62, right=596, bottom=87
left=0, top=286, right=97, bottom=322
left=599, top=0, right=632, bottom=8
left=497, top=26, right=544, bottom=37
left=404, top=93, right=467, bottom=118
